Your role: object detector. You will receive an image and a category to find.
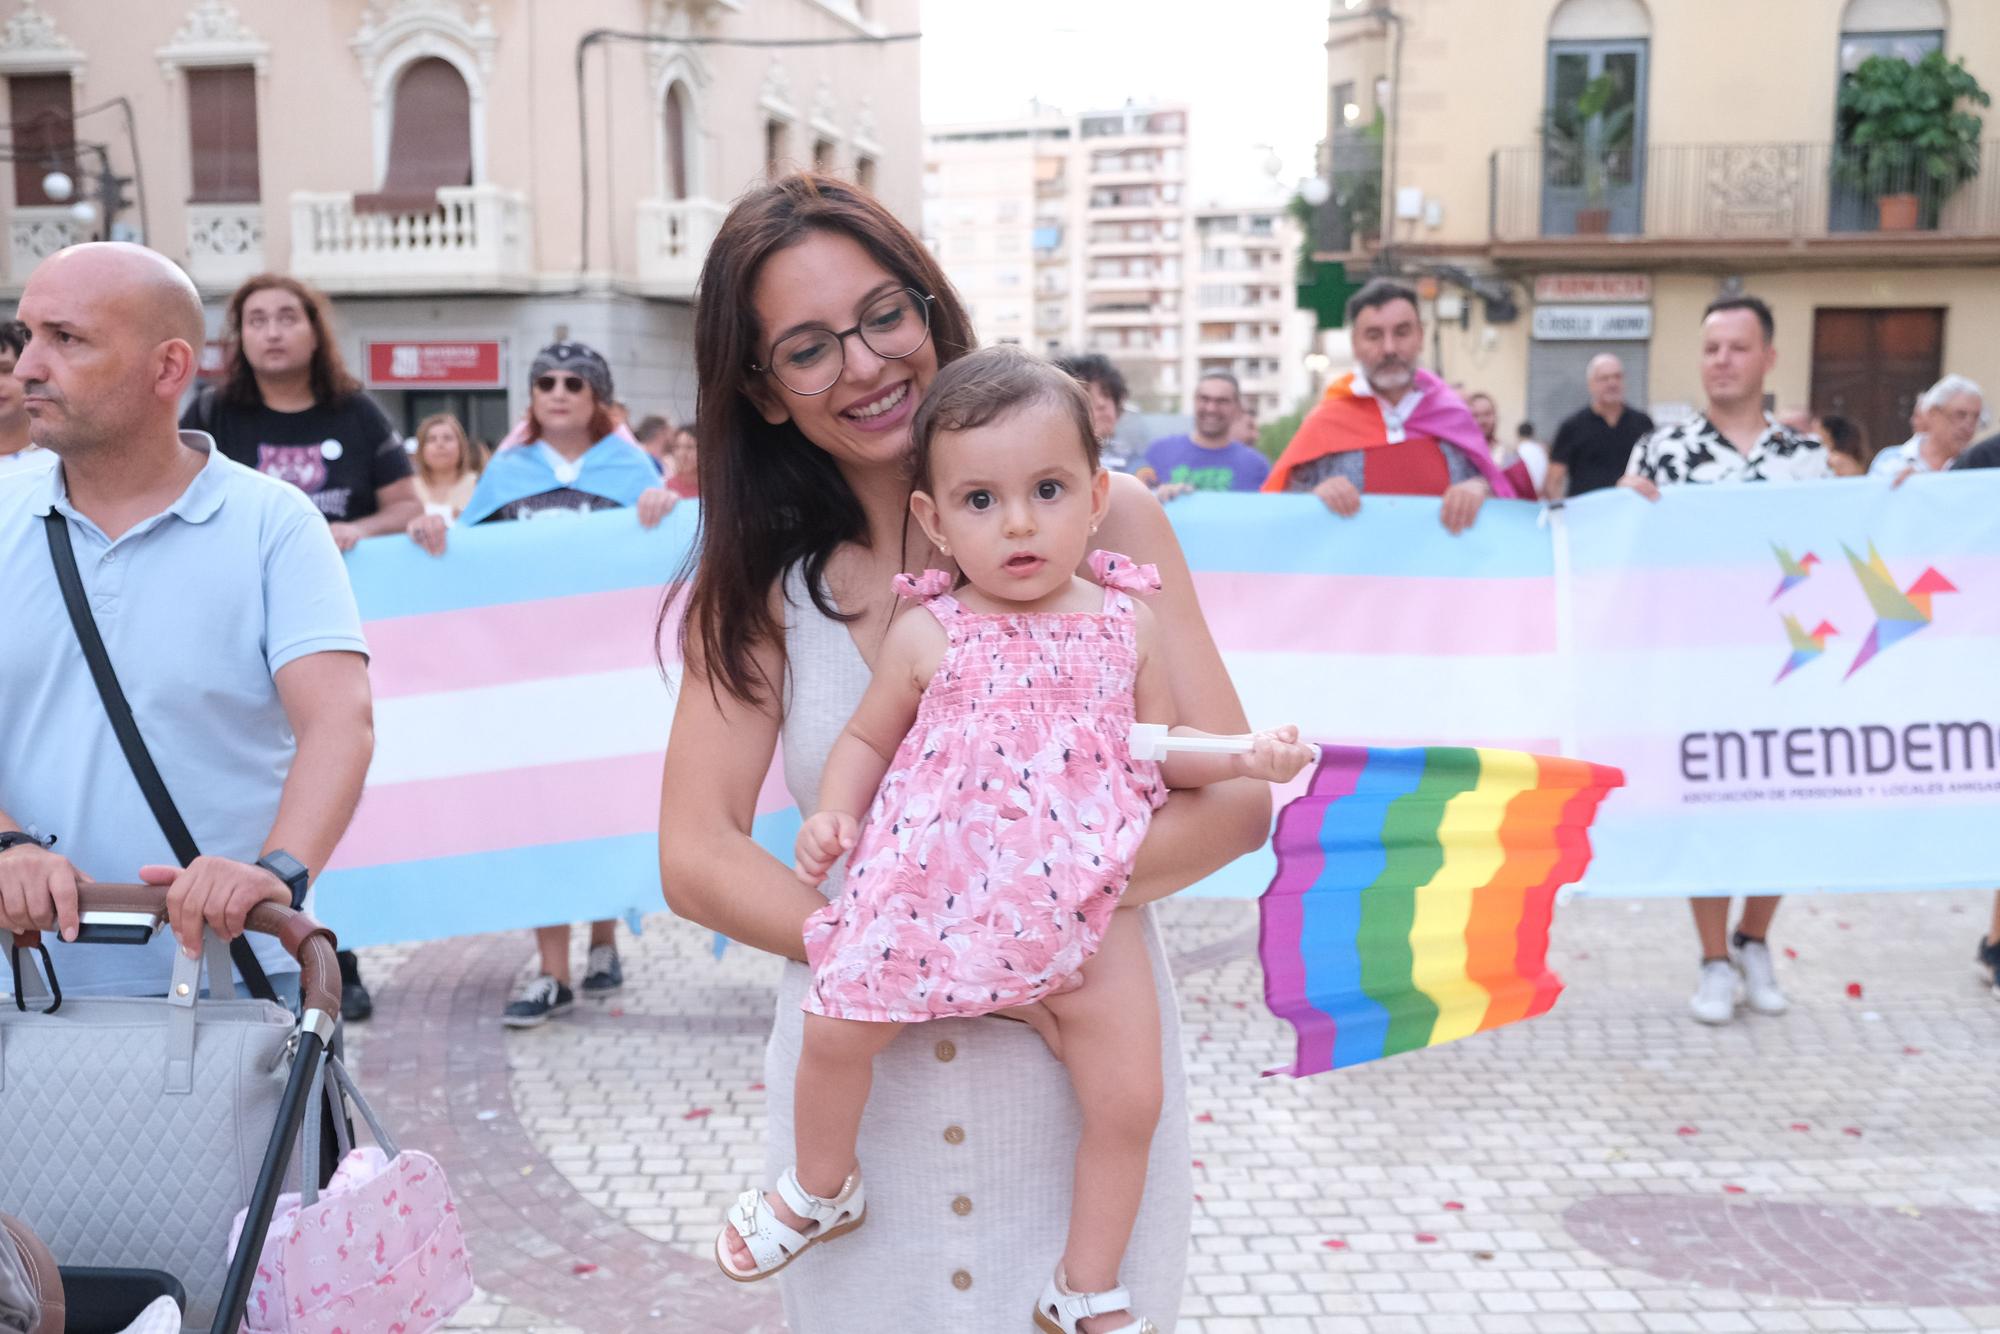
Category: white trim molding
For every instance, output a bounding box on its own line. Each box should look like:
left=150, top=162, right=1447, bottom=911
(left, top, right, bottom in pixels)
left=759, top=53, right=797, bottom=122
left=0, top=0, right=83, bottom=79
left=851, top=96, right=883, bottom=160
left=352, top=1, right=495, bottom=185
left=809, top=75, right=844, bottom=147
left=156, top=0, right=270, bottom=80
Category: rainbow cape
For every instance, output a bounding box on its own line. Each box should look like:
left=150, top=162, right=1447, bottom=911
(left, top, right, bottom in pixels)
left=1260, top=746, right=1623, bottom=1076
left=1262, top=369, right=1521, bottom=498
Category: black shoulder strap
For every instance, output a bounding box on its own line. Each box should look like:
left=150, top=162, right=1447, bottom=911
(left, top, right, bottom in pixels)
left=42, top=511, right=277, bottom=1002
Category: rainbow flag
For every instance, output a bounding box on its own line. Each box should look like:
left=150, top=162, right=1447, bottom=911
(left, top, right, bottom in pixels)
left=1260, top=746, right=1623, bottom=1076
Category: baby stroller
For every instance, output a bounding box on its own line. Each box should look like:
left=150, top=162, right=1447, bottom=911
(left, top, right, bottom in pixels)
left=1, top=884, right=346, bottom=1333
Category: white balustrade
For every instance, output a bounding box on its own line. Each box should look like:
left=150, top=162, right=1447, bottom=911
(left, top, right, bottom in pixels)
left=288, top=184, right=532, bottom=292
left=635, top=197, right=728, bottom=298
left=7, top=206, right=86, bottom=285
left=186, top=202, right=265, bottom=290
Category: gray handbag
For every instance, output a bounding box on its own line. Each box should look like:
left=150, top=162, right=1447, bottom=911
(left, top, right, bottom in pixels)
left=0, top=934, right=294, bottom=1328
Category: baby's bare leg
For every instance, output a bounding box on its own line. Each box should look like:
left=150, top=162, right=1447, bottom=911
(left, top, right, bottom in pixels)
left=1040, top=909, right=1163, bottom=1323
left=725, top=1012, right=899, bottom=1269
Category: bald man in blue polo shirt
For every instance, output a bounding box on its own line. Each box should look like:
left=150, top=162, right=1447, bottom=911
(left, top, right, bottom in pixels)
left=0, top=243, right=374, bottom=999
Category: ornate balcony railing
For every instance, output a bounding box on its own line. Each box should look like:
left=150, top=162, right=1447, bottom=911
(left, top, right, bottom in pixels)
left=289, top=185, right=532, bottom=292
left=7, top=206, right=86, bottom=286
left=634, top=197, right=729, bottom=298
left=1492, top=142, right=2000, bottom=244
left=186, top=202, right=264, bottom=291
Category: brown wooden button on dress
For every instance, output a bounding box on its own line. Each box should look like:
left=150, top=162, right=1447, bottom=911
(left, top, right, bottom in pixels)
left=951, top=1195, right=972, bottom=1216
left=934, top=1038, right=956, bottom=1062
left=950, top=1269, right=973, bottom=1291
left=942, top=1124, right=965, bottom=1144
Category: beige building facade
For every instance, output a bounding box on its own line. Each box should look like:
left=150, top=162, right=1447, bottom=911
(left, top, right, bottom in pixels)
left=927, top=103, right=1311, bottom=421
left=3, top=0, right=919, bottom=436
left=1320, top=0, right=2000, bottom=453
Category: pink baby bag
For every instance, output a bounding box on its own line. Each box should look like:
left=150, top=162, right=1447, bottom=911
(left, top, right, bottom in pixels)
left=226, top=1055, right=472, bottom=1333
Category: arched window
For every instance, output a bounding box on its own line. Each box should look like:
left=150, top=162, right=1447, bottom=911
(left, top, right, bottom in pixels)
left=366, top=57, right=471, bottom=206
left=1543, top=0, right=1650, bottom=236
left=663, top=80, right=690, bottom=200
left=1839, top=0, right=1946, bottom=72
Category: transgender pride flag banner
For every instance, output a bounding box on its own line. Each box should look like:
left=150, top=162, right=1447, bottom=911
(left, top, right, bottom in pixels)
left=315, top=474, right=2000, bottom=948
left=320, top=506, right=802, bottom=948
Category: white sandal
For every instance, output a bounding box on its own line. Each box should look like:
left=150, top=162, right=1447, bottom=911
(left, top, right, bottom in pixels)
left=1033, top=1267, right=1157, bottom=1334
left=714, top=1166, right=867, bottom=1282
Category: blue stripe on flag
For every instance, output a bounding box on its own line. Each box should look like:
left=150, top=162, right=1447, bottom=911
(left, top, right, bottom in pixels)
left=1298, top=749, right=1428, bottom=1071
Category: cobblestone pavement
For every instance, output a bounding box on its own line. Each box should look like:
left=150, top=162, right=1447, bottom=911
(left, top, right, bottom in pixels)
left=344, top=888, right=2000, bottom=1333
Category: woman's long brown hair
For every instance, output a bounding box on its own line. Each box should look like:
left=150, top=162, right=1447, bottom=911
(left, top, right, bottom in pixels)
left=668, top=172, right=974, bottom=707
left=219, top=273, right=363, bottom=408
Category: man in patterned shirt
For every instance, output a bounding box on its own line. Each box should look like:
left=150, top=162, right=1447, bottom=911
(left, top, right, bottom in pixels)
left=1618, top=294, right=1831, bottom=1027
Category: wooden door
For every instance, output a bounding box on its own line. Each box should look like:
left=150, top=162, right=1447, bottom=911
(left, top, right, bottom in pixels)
left=1810, top=308, right=1944, bottom=459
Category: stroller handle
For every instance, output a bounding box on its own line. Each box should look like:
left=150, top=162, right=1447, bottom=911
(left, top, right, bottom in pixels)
left=72, top=884, right=341, bottom=1020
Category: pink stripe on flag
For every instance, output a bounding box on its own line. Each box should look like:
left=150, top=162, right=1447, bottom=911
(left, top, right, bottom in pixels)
left=365, top=587, right=680, bottom=699
left=328, top=748, right=791, bottom=870
left=1194, top=572, right=1554, bottom=656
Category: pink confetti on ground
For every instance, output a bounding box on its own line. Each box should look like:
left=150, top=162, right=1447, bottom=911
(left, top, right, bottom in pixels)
left=1192, top=1159, right=1205, bottom=1170
left=1902, top=1046, right=1923, bottom=1056
left=1195, top=1112, right=1215, bottom=1123
left=1783, top=947, right=1799, bottom=960
left=1414, top=1233, right=1438, bottom=1244
left=1843, top=1127, right=1864, bottom=1138
left=1322, top=1239, right=1348, bottom=1250
left=1845, top=982, right=1864, bottom=999
left=1723, top=1185, right=1747, bottom=1195
left=749, top=1082, right=765, bottom=1091
left=1443, top=1201, right=1465, bottom=1211
left=1789, top=1122, right=1811, bottom=1132
left=571, top=1262, right=599, bottom=1277
left=1676, top=1125, right=1699, bottom=1136
left=608, top=1007, right=624, bottom=1018
left=684, top=1107, right=712, bottom=1120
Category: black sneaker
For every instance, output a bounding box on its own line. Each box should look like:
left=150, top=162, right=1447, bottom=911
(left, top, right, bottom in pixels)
left=581, top=944, right=624, bottom=997
left=336, top=949, right=373, bottom=1023
left=1978, top=935, right=2000, bottom=998
left=502, top=974, right=574, bottom=1028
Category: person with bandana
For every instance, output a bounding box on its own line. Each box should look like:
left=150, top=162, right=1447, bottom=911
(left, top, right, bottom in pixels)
left=408, top=341, right=676, bottom=1025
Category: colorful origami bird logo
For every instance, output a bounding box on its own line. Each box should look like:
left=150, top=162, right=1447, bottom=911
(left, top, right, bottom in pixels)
left=1774, top=615, right=1837, bottom=682
left=1841, top=543, right=1956, bottom=678
left=1769, top=544, right=1820, bottom=601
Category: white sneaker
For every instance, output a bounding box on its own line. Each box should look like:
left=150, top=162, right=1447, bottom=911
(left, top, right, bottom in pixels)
left=1734, top=939, right=1789, bottom=1016
left=1689, top=959, right=1740, bottom=1025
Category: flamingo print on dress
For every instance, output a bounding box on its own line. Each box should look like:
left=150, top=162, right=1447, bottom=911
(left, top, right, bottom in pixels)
left=802, top=551, right=1167, bottom=1022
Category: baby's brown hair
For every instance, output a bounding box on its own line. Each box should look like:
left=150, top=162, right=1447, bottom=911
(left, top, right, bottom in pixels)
left=909, top=345, right=1101, bottom=493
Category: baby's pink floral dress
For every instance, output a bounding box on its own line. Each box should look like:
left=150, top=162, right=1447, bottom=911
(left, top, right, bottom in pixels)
left=802, top=551, right=1169, bottom=1022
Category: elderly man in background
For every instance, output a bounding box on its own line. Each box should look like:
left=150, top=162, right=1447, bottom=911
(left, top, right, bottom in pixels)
left=1264, top=278, right=1520, bottom=533
left=1869, top=374, right=1985, bottom=478
left=1548, top=353, right=1655, bottom=501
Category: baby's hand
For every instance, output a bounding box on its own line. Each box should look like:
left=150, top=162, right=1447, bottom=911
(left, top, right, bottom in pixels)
left=794, top=811, right=860, bottom=886
left=1234, top=724, right=1315, bottom=784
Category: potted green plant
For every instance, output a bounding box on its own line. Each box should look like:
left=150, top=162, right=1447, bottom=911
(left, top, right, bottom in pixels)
left=1542, top=73, right=1635, bottom=234
left=1836, top=50, right=1990, bottom=231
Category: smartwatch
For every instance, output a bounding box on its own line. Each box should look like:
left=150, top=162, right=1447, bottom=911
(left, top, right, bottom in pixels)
left=256, top=849, right=311, bottom=911
left=0, top=831, right=53, bottom=855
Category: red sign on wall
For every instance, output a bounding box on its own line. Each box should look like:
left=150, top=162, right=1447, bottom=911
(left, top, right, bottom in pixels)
left=365, top=340, right=505, bottom=388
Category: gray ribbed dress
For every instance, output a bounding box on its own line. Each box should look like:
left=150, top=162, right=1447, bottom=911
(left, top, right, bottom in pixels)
left=763, top=564, right=1191, bottom=1331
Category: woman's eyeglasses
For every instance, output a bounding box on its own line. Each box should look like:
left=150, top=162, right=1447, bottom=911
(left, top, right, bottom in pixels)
left=535, top=374, right=588, bottom=394
left=752, top=288, right=935, bottom=397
